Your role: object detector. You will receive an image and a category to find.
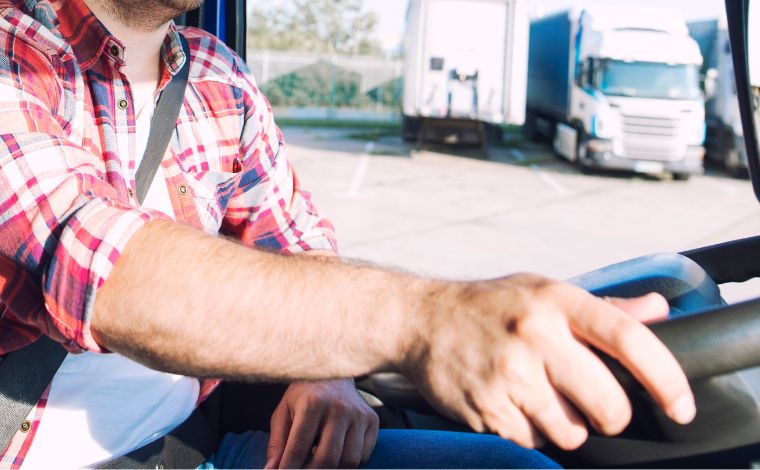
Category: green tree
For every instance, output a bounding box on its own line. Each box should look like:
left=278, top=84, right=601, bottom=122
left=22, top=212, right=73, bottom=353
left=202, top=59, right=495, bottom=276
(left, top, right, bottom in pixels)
left=248, top=0, right=383, bottom=56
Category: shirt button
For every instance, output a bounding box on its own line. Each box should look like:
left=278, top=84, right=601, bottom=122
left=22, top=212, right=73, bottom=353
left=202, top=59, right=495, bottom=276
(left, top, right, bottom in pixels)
left=128, top=188, right=134, bottom=198
left=178, top=185, right=188, bottom=195
left=110, top=45, right=120, bottom=57
left=117, top=99, right=128, bottom=110
left=20, top=420, right=31, bottom=432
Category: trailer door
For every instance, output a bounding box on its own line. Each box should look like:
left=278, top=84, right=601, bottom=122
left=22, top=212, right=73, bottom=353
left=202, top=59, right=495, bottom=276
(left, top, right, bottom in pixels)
left=421, top=0, right=509, bottom=123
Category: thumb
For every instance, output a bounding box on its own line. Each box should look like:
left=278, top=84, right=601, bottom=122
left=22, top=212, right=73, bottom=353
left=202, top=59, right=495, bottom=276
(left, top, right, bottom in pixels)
left=266, top=407, right=292, bottom=469
left=606, top=293, right=670, bottom=324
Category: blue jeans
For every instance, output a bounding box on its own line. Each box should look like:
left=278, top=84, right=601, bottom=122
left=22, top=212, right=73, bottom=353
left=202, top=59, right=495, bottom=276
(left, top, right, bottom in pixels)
left=202, top=429, right=560, bottom=468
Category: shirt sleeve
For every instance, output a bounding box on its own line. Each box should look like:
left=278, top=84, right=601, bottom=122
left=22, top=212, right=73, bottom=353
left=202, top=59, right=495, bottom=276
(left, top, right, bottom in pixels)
left=220, top=69, right=338, bottom=255
left=0, top=33, right=169, bottom=353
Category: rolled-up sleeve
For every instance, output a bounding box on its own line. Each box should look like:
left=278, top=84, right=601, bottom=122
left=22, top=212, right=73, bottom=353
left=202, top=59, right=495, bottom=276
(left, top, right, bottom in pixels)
left=221, top=70, right=338, bottom=255
left=0, top=38, right=169, bottom=353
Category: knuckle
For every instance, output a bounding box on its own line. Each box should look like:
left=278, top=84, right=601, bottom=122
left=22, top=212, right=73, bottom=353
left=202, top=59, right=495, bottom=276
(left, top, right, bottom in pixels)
left=512, top=315, right=548, bottom=342
left=499, top=354, right=534, bottom=386
left=267, top=439, right=285, bottom=451
left=305, top=392, right=328, bottom=409
left=319, top=450, right=341, bottom=467
left=363, top=410, right=380, bottom=429
left=289, top=437, right=312, bottom=456
left=610, top=319, right=642, bottom=355
left=328, top=399, right=349, bottom=416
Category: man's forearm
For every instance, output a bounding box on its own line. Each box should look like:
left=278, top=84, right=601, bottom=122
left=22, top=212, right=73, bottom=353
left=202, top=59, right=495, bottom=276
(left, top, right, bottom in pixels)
left=92, top=220, right=432, bottom=381
left=91, top=220, right=697, bottom=451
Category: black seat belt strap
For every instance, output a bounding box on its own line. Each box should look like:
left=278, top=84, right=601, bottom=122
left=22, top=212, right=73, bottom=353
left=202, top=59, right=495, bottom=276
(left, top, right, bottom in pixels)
left=0, top=34, right=192, bottom=461
left=135, top=34, right=190, bottom=205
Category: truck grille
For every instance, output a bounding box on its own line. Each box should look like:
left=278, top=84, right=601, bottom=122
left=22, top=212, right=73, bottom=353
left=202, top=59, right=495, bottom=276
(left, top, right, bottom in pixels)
left=621, top=114, right=683, bottom=161
left=622, top=115, right=680, bottom=137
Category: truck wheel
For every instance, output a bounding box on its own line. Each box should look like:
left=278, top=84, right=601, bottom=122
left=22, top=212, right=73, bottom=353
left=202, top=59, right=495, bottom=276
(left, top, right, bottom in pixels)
left=725, top=148, right=749, bottom=178
left=402, top=116, right=421, bottom=143
left=673, top=173, right=691, bottom=181
left=575, top=127, right=592, bottom=173
left=524, top=111, right=542, bottom=142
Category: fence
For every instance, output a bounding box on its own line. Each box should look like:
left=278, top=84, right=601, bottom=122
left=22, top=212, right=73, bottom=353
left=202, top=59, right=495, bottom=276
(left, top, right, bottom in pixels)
left=247, top=50, right=404, bottom=122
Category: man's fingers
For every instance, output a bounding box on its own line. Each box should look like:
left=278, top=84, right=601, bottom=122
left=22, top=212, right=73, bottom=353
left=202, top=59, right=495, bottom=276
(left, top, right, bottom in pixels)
left=280, top=410, right=322, bottom=469
left=305, top=416, right=348, bottom=469
left=265, top=406, right=292, bottom=469
left=361, top=419, right=379, bottom=463
left=545, top=337, right=632, bottom=435
left=506, top=354, right=588, bottom=450
left=606, top=293, right=670, bottom=324
left=479, top=394, right=544, bottom=449
left=570, top=294, right=696, bottom=425
left=339, top=424, right=367, bottom=468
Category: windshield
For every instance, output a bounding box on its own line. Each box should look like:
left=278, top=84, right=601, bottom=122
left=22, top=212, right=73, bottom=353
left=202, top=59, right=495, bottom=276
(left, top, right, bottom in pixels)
left=594, top=60, right=701, bottom=100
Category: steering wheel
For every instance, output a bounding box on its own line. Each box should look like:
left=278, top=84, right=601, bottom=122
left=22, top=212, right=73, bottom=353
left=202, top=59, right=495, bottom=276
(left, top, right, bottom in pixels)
left=366, top=235, right=760, bottom=467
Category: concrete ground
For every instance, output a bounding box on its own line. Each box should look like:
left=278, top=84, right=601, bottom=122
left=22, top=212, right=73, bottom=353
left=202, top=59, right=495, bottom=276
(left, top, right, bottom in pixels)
left=283, top=125, right=760, bottom=304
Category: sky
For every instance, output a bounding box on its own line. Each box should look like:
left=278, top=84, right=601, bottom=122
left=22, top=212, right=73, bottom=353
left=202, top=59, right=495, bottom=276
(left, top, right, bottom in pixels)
left=252, top=0, right=727, bottom=53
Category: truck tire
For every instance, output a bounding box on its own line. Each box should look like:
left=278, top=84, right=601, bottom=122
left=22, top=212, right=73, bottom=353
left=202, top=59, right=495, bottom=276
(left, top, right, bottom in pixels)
left=524, top=110, right=541, bottom=142
left=575, top=126, right=592, bottom=173
left=673, top=173, right=691, bottom=181
left=485, top=123, right=503, bottom=144
left=402, top=116, right=421, bottom=143
left=725, top=146, right=749, bottom=178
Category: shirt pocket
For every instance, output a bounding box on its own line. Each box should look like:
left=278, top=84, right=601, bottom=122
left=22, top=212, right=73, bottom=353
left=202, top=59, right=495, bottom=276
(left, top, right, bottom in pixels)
left=186, top=168, right=243, bottom=231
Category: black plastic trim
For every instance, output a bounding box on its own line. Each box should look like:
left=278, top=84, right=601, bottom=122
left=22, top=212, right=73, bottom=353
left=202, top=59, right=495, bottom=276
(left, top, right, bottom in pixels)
left=680, top=235, right=760, bottom=284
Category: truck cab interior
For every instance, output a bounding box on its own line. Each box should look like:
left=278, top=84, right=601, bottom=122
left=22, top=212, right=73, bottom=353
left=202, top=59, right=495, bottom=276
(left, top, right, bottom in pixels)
left=21, top=0, right=760, bottom=467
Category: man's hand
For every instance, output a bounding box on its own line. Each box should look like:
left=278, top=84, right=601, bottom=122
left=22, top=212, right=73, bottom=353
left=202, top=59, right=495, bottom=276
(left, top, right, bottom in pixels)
left=95, top=223, right=693, bottom=453
left=404, top=273, right=696, bottom=451
left=265, top=379, right=380, bottom=469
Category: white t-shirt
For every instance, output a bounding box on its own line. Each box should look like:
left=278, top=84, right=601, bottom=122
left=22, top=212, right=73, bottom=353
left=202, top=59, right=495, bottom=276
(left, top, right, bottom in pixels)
left=22, top=96, right=200, bottom=469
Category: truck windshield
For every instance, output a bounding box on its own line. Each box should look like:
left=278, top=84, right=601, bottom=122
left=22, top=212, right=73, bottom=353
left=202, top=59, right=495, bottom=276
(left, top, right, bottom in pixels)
left=595, top=60, right=701, bottom=100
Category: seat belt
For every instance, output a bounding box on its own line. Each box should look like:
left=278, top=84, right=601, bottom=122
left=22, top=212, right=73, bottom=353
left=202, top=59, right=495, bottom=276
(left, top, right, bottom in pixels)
left=135, top=34, right=190, bottom=205
left=0, top=34, right=194, bottom=462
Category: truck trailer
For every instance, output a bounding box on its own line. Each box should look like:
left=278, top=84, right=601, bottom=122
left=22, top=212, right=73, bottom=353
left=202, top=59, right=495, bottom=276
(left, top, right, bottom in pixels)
left=526, top=6, right=706, bottom=179
left=689, top=18, right=747, bottom=175
left=402, top=0, right=529, bottom=145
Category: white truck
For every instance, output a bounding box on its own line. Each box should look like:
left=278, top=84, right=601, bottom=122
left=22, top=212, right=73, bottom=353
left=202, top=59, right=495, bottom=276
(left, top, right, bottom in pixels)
left=689, top=18, right=747, bottom=175
left=526, top=6, right=706, bottom=179
left=401, top=0, right=529, bottom=144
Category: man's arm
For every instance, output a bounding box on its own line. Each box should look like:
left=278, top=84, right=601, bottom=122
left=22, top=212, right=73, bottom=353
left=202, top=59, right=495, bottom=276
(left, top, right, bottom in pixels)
left=92, top=219, right=422, bottom=380
left=92, top=219, right=696, bottom=450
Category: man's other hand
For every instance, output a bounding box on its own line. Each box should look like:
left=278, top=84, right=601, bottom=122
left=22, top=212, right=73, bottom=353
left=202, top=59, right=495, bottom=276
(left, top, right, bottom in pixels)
left=265, top=379, right=379, bottom=469
left=404, top=273, right=696, bottom=451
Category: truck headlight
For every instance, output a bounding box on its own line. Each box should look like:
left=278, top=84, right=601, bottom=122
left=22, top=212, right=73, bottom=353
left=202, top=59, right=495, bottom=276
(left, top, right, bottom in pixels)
left=592, top=111, right=619, bottom=139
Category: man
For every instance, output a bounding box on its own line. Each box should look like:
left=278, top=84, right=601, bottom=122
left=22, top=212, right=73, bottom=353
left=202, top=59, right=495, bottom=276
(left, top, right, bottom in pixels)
left=0, top=0, right=696, bottom=467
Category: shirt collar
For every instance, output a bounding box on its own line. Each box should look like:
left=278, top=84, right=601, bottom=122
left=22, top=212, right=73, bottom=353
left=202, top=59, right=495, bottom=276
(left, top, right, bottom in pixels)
left=53, top=0, right=187, bottom=77
left=161, top=24, right=188, bottom=77
left=54, top=0, right=116, bottom=70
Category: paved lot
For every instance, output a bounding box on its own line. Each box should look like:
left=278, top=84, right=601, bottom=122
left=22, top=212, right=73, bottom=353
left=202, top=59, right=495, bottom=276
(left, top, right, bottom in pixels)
left=283, top=125, right=760, bottom=303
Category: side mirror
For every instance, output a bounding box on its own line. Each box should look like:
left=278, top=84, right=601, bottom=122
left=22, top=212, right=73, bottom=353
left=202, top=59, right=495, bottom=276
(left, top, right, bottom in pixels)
left=727, top=0, right=760, bottom=200
left=750, top=3, right=760, bottom=87
left=704, top=68, right=719, bottom=99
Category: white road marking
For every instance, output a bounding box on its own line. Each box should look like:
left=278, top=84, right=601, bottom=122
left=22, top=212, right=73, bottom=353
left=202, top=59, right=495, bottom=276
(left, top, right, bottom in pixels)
left=531, top=164, right=571, bottom=196
left=510, top=148, right=525, bottom=161
left=347, top=141, right=375, bottom=197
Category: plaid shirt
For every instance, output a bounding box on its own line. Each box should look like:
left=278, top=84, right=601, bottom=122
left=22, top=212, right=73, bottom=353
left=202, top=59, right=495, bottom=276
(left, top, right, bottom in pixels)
left=0, top=0, right=337, bottom=465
